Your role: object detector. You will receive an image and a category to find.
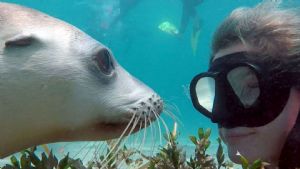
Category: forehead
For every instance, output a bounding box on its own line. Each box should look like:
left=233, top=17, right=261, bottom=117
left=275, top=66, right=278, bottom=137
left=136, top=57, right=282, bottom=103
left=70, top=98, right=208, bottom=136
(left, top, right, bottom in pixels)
left=213, top=43, right=252, bottom=62
left=1, top=3, right=51, bottom=27
left=0, top=3, right=74, bottom=40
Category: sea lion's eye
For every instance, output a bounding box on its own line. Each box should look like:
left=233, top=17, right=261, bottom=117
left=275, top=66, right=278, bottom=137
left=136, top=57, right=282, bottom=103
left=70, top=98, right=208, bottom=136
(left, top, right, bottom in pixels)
left=93, top=49, right=114, bottom=75
left=5, top=34, right=35, bottom=47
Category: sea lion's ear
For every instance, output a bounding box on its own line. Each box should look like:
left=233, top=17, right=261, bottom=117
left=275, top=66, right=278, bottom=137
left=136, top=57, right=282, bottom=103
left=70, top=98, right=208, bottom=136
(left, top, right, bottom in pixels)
left=5, top=33, right=35, bottom=47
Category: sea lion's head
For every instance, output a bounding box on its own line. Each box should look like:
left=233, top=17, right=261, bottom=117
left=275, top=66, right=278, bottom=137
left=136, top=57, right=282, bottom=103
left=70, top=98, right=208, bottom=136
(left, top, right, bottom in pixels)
left=0, top=2, right=163, bottom=157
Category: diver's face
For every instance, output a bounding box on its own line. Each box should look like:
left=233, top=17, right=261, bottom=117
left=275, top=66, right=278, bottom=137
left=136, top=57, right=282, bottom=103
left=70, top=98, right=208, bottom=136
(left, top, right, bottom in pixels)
left=215, top=43, right=300, bottom=166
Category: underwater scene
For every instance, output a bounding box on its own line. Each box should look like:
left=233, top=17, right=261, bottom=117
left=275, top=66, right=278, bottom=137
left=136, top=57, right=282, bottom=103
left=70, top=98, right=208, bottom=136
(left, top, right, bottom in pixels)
left=2, top=0, right=300, bottom=168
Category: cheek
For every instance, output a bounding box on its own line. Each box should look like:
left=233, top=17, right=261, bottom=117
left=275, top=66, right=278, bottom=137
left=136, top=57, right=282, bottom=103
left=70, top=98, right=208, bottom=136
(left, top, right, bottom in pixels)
left=249, top=127, right=286, bottom=163
left=256, top=89, right=300, bottom=157
left=219, top=127, right=285, bottom=164
left=220, top=89, right=300, bottom=164
left=224, top=132, right=275, bottom=163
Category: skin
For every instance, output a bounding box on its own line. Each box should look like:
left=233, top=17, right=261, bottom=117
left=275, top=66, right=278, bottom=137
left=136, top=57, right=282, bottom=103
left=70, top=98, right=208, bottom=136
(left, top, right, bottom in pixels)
left=0, top=3, right=163, bottom=158
left=214, top=43, right=300, bottom=167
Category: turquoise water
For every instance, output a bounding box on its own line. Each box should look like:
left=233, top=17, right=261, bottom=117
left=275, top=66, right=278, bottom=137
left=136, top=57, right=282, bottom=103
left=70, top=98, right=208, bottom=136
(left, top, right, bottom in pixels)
left=1, top=0, right=291, bottom=166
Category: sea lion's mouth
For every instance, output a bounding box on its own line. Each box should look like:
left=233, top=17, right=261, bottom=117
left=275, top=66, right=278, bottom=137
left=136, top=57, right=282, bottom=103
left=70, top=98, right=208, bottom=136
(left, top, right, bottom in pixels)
left=101, top=122, right=130, bottom=130
left=88, top=95, right=164, bottom=140
left=96, top=120, right=147, bottom=133
left=93, top=112, right=157, bottom=136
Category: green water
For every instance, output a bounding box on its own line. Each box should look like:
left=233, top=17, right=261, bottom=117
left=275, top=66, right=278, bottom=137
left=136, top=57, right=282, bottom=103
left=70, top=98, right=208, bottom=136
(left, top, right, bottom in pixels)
left=1, top=0, right=291, bottom=166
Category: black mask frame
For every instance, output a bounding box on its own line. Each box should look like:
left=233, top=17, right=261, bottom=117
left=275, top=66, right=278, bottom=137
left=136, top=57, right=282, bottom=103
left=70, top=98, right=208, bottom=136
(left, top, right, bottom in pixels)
left=190, top=52, right=297, bottom=128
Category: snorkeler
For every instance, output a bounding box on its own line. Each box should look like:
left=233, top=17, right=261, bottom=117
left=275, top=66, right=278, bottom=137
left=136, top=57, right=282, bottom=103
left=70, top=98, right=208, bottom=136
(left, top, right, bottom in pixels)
left=180, top=0, right=203, bottom=55
left=178, top=0, right=202, bottom=35
left=190, top=2, right=300, bottom=169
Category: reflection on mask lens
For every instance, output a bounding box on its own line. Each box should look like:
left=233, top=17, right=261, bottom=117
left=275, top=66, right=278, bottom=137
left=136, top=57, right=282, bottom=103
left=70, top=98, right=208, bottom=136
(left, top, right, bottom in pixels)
left=227, top=66, right=260, bottom=108
left=195, top=77, right=215, bottom=112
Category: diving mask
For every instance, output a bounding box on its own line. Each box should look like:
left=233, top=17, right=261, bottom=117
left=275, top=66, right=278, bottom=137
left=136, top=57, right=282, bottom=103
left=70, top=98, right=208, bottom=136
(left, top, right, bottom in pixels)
left=190, top=52, right=298, bottom=128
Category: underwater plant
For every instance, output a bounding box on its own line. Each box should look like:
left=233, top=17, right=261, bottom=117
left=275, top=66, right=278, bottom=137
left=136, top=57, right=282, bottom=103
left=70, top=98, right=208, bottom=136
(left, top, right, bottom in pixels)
left=147, top=128, right=232, bottom=169
left=147, top=132, right=187, bottom=169
left=187, top=128, right=217, bottom=169
left=236, top=153, right=268, bottom=169
left=1, top=147, right=89, bottom=169
left=1, top=128, right=267, bottom=169
left=147, top=128, right=268, bottom=169
left=91, top=144, right=147, bottom=169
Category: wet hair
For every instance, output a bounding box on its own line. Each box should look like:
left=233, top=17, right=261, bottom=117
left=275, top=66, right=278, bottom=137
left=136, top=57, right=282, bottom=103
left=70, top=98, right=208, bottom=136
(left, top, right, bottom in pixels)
left=212, top=2, right=300, bottom=57
left=211, top=2, right=300, bottom=82
left=211, top=2, right=300, bottom=168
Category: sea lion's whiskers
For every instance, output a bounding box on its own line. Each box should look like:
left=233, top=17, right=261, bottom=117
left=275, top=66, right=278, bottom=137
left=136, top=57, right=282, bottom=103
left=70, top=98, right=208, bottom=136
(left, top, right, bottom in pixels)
left=110, top=113, right=144, bottom=160
left=148, top=114, right=155, bottom=145
left=129, top=120, right=143, bottom=157
left=103, top=105, right=163, bottom=168
left=163, top=101, right=181, bottom=117
left=162, top=99, right=177, bottom=107
left=106, top=116, right=142, bottom=168
left=136, top=115, right=148, bottom=153
left=81, top=141, right=98, bottom=161
left=115, top=117, right=146, bottom=169
left=73, top=141, right=93, bottom=158
left=116, top=119, right=143, bottom=168
left=153, top=109, right=164, bottom=151
left=132, top=116, right=144, bottom=148
left=96, top=142, right=109, bottom=162
left=98, top=113, right=137, bottom=165
left=163, top=100, right=180, bottom=112
left=115, top=116, right=148, bottom=169
left=127, top=112, right=143, bottom=147
left=100, top=113, right=141, bottom=169
left=182, top=84, right=191, bottom=101
left=157, top=114, right=171, bottom=140
left=153, top=110, right=163, bottom=144
left=147, top=114, right=157, bottom=157
left=164, top=109, right=182, bottom=127
left=164, top=103, right=181, bottom=125
left=93, top=142, right=105, bottom=160
left=95, top=141, right=106, bottom=156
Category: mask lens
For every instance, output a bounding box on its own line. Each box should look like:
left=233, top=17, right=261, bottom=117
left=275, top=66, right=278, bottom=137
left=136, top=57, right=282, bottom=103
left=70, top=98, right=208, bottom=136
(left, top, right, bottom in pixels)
left=227, top=66, right=260, bottom=108
left=195, top=77, right=215, bottom=113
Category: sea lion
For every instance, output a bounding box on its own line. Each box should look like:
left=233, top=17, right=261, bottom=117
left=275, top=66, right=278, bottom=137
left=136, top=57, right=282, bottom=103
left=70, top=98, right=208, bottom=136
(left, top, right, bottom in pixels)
left=0, top=2, right=163, bottom=158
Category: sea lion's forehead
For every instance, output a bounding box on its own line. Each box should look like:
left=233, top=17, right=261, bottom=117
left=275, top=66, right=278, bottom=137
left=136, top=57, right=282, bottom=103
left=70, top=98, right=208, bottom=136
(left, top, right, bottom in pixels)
left=0, top=3, right=95, bottom=50
left=0, top=3, right=75, bottom=35
left=0, top=3, right=50, bottom=25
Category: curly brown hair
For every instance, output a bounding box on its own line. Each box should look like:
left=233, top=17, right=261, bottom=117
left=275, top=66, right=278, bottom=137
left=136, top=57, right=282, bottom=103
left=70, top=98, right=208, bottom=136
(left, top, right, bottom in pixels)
left=212, top=2, right=300, bottom=58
